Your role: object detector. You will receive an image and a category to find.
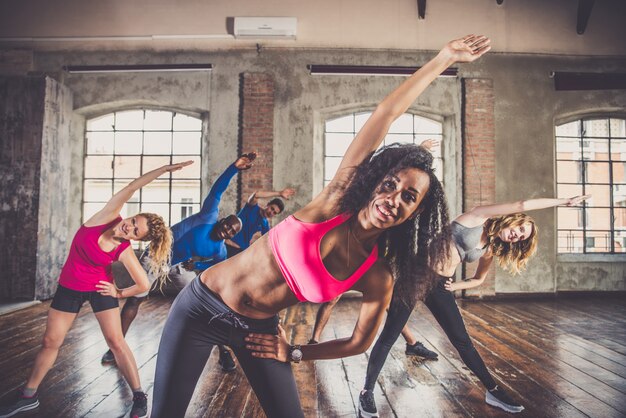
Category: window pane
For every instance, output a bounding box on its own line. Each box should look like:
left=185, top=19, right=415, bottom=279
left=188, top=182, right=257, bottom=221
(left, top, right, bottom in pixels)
left=171, top=180, right=201, bottom=203
left=83, top=203, right=103, bottom=221
left=613, top=163, right=626, bottom=186
left=142, top=156, right=171, bottom=175
left=614, top=230, right=626, bottom=253
left=140, top=203, right=170, bottom=225
left=171, top=203, right=201, bottom=225
left=84, top=155, right=113, bottom=178
left=113, top=180, right=140, bottom=201
left=555, top=120, right=580, bottom=137
left=114, top=156, right=141, bottom=178
left=584, top=162, right=609, bottom=183
left=614, top=208, right=626, bottom=229
left=557, top=184, right=583, bottom=199
left=557, top=229, right=583, bottom=253
left=586, top=207, right=611, bottom=229
left=143, top=132, right=172, bottom=155
left=142, top=180, right=170, bottom=203
left=585, top=230, right=612, bottom=252
left=84, top=179, right=112, bottom=201
left=613, top=185, right=626, bottom=207
left=86, top=131, right=114, bottom=154
left=326, top=115, right=353, bottom=133
left=115, top=110, right=143, bottom=130
left=172, top=155, right=201, bottom=179
left=582, top=137, right=609, bottom=159
left=172, top=132, right=202, bottom=154
left=388, top=114, right=413, bottom=133
left=115, top=132, right=143, bottom=154
left=556, top=136, right=581, bottom=159
left=586, top=185, right=611, bottom=206
left=87, top=114, right=115, bottom=131
left=610, top=118, right=626, bottom=138
left=144, top=110, right=172, bottom=131
left=556, top=160, right=581, bottom=183
left=173, top=113, right=202, bottom=131
left=558, top=207, right=583, bottom=229
left=415, top=116, right=442, bottom=134
left=583, top=119, right=609, bottom=137
left=325, top=133, right=352, bottom=157
left=325, top=157, right=342, bottom=181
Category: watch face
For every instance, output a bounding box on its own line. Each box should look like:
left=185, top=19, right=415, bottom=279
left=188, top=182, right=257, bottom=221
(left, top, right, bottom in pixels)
left=292, top=348, right=303, bottom=361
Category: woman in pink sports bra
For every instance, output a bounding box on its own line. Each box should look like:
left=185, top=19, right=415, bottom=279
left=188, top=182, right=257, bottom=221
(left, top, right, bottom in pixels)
left=152, top=35, right=491, bottom=418
left=1, top=160, right=192, bottom=418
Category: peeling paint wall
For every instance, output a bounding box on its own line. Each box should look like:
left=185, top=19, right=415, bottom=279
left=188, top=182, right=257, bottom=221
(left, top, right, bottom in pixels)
left=1, top=46, right=625, bottom=298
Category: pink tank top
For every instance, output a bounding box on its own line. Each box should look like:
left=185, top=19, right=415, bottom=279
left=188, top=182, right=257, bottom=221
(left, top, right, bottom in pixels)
left=58, top=217, right=131, bottom=292
left=269, top=213, right=378, bottom=303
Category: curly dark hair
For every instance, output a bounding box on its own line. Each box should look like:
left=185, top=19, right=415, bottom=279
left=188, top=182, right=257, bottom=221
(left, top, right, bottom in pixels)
left=338, top=143, right=451, bottom=307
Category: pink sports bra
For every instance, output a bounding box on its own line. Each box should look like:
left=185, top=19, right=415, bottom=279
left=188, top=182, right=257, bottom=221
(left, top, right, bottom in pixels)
left=269, top=213, right=379, bottom=303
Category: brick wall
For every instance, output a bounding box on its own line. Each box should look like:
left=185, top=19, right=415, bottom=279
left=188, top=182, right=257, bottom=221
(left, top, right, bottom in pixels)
left=462, top=78, right=496, bottom=297
left=238, top=73, right=275, bottom=208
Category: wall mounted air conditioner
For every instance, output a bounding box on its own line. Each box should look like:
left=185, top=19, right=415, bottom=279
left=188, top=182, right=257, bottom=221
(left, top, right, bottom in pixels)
left=233, top=17, right=297, bottom=39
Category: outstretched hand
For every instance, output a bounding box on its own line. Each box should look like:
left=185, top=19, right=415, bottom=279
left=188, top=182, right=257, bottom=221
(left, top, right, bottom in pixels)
left=420, top=139, right=440, bottom=152
left=440, top=35, right=491, bottom=64
left=235, top=152, right=257, bottom=170
left=245, top=324, right=290, bottom=362
left=565, top=194, right=591, bottom=206
left=280, top=188, right=296, bottom=199
left=163, top=160, right=194, bottom=173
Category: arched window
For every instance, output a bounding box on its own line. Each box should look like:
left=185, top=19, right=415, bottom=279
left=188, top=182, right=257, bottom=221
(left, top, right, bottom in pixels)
left=324, top=112, right=443, bottom=187
left=556, top=117, right=626, bottom=253
left=83, top=110, right=203, bottom=234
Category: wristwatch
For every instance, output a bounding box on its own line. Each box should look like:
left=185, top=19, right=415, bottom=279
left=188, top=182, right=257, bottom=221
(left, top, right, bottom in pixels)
left=289, top=345, right=303, bottom=363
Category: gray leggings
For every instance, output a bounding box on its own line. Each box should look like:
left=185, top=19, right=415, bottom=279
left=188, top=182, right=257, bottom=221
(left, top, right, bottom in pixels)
left=152, top=277, right=304, bottom=418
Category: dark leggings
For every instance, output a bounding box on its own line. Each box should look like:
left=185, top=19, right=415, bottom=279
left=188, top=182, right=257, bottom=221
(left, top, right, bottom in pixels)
left=152, top=277, right=304, bottom=418
left=364, top=277, right=497, bottom=391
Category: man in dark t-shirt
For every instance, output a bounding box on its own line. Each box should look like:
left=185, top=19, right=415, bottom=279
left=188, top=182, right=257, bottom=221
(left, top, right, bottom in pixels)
left=225, top=187, right=295, bottom=257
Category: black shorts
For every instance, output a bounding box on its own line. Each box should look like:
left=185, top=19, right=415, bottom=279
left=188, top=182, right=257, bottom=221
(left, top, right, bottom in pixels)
left=50, top=284, right=119, bottom=313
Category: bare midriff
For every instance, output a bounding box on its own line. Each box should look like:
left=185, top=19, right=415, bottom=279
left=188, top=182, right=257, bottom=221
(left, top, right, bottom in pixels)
left=200, top=234, right=300, bottom=319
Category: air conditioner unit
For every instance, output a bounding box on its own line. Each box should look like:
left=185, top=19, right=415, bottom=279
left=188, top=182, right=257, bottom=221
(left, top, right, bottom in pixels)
left=233, top=17, right=297, bottom=39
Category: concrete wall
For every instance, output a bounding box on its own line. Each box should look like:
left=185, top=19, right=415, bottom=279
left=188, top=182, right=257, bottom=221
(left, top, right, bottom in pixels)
left=0, top=46, right=624, bottom=298
left=0, top=76, right=72, bottom=300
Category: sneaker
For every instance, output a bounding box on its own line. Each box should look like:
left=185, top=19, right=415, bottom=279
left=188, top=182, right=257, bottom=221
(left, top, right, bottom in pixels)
left=358, top=390, right=378, bottom=418
left=0, top=390, right=40, bottom=418
left=101, top=349, right=116, bottom=365
left=218, top=348, right=237, bottom=372
left=307, top=338, right=318, bottom=345
left=485, top=386, right=524, bottom=413
left=130, top=391, right=148, bottom=418
left=405, top=341, right=438, bottom=360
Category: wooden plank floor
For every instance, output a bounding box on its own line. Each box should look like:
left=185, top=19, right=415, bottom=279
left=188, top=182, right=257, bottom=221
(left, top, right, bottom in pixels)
left=1, top=295, right=625, bottom=417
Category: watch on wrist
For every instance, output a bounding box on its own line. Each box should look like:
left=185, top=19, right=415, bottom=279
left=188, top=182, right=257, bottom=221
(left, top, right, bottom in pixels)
left=289, top=345, right=303, bottom=363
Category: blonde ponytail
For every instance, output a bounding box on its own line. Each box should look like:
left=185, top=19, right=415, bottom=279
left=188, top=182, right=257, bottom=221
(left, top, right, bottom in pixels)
left=138, top=213, right=173, bottom=292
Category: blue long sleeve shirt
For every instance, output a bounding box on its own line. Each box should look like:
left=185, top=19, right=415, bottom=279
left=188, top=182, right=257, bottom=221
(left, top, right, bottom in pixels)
left=230, top=203, right=270, bottom=250
left=170, top=163, right=238, bottom=269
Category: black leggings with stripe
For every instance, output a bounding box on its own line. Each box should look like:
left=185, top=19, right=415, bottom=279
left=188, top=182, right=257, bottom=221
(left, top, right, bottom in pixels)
left=152, top=277, right=304, bottom=418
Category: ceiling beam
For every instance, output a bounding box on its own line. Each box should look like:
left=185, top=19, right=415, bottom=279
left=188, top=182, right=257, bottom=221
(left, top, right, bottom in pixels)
left=417, top=0, right=426, bottom=19
left=552, top=72, right=626, bottom=91
left=308, top=65, right=458, bottom=77
left=576, top=0, right=595, bottom=34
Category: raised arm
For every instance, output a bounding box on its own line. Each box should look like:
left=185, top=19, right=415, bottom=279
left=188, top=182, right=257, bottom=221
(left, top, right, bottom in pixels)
left=247, top=187, right=296, bottom=206
left=199, top=153, right=256, bottom=219
left=87, top=161, right=193, bottom=226
left=327, top=35, right=490, bottom=192
left=455, top=194, right=591, bottom=228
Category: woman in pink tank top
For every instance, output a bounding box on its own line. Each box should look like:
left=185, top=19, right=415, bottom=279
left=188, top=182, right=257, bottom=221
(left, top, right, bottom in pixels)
left=152, top=35, right=491, bottom=418
left=4, top=161, right=192, bottom=418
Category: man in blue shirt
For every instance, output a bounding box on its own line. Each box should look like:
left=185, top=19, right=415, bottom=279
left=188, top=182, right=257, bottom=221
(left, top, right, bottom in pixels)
left=101, top=153, right=255, bottom=370
left=225, top=187, right=295, bottom=257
